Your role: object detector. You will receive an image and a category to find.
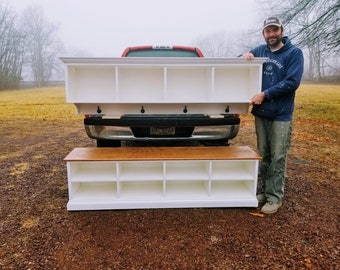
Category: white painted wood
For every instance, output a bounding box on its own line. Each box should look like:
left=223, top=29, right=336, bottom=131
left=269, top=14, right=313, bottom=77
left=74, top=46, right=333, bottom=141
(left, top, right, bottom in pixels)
left=60, top=57, right=266, bottom=115
left=65, top=147, right=260, bottom=211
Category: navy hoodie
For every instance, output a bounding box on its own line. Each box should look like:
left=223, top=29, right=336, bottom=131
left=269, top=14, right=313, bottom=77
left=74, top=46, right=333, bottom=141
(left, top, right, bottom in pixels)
left=250, top=36, right=304, bottom=121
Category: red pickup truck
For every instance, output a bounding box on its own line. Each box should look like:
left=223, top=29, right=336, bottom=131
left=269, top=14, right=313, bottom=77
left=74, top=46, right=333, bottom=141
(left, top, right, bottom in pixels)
left=84, top=45, right=240, bottom=147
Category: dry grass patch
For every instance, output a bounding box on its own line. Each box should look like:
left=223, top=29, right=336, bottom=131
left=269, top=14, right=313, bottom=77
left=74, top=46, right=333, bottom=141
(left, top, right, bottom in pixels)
left=295, top=83, right=340, bottom=124
left=10, top=162, right=30, bottom=176
left=293, top=84, right=339, bottom=141
left=0, top=87, right=82, bottom=121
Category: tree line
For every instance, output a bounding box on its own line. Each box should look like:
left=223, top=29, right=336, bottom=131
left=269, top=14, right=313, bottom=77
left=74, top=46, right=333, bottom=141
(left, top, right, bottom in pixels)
left=0, top=2, right=63, bottom=90
left=1, top=0, right=339, bottom=90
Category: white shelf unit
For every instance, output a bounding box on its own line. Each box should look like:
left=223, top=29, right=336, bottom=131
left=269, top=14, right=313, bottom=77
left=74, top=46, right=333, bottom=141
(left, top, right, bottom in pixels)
left=60, top=57, right=266, bottom=115
left=64, top=146, right=261, bottom=210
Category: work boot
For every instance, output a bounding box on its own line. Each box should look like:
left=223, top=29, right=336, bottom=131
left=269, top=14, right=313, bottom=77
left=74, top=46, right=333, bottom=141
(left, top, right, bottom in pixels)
left=261, top=201, right=282, bottom=214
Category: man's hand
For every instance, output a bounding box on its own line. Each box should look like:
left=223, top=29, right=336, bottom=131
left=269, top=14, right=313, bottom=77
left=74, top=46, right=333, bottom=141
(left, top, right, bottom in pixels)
left=242, top=53, right=254, bottom=60
left=250, top=92, right=266, bottom=105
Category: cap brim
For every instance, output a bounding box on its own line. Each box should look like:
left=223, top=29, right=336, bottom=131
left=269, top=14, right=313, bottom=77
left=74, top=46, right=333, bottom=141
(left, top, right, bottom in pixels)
left=262, top=23, right=282, bottom=31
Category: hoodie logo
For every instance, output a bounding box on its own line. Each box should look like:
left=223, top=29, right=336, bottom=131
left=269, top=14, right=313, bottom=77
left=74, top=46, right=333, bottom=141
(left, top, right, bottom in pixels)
left=266, top=65, right=273, bottom=71
left=264, top=64, right=273, bottom=76
left=264, top=59, right=283, bottom=76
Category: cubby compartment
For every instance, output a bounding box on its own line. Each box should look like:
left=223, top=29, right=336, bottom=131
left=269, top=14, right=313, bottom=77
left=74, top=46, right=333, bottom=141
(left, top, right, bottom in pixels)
left=69, top=182, right=117, bottom=201
left=213, top=67, right=253, bottom=102
left=118, top=181, right=164, bottom=199
left=68, top=162, right=117, bottom=182
left=166, top=180, right=209, bottom=198
left=67, top=66, right=116, bottom=102
left=117, top=67, right=164, bottom=101
left=210, top=160, right=257, bottom=181
left=118, top=161, right=163, bottom=181
left=165, top=67, right=212, bottom=101
left=165, top=160, right=210, bottom=180
left=210, top=180, right=255, bottom=198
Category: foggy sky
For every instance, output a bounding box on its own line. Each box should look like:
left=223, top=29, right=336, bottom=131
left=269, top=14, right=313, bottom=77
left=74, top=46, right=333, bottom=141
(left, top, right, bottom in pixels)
left=8, top=0, right=259, bottom=56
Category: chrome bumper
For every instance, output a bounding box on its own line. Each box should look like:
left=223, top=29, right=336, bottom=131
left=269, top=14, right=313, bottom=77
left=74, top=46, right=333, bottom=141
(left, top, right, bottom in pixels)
left=85, top=125, right=239, bottom=141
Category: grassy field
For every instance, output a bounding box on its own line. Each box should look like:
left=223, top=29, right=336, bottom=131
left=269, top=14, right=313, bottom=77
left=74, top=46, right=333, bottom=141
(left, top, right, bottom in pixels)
left=1, top=83, right=339, bottom=121
left=293, top=84, right=339, bottom=172
left=0, top=87, right=82, bottom=121
left=295, top=83, right=340, bottom=123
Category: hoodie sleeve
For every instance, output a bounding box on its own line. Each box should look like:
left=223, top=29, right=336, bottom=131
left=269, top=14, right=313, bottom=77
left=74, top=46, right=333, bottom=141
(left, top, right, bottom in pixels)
left=264, top=47, right=304, bottom=99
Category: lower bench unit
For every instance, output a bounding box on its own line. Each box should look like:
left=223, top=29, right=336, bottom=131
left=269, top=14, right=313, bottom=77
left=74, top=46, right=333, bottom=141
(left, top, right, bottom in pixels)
left=64, top=146, right=261, bottom=210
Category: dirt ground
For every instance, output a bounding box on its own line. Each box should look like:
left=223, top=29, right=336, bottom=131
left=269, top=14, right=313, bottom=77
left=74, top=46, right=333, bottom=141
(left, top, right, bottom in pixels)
left=0, top=111, right=339, bottom=269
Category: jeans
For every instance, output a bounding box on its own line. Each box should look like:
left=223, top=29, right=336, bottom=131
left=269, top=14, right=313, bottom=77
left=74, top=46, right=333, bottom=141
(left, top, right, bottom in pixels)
left=255, top=116, right=292, bottom=203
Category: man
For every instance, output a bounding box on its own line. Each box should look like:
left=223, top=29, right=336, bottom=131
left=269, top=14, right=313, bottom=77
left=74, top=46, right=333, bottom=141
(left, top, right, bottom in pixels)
left=243, top=16, right=304, bottom=214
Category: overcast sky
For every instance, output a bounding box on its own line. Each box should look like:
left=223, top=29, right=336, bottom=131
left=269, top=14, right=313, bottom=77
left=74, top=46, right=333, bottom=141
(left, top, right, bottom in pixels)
left=7, top=0, right=260, bottom=57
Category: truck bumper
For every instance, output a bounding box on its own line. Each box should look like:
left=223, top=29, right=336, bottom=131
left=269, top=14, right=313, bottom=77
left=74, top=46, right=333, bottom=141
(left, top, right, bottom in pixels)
left=85, top=124, right=239, bottom=141
left=84, top=115, right=240, bottom=142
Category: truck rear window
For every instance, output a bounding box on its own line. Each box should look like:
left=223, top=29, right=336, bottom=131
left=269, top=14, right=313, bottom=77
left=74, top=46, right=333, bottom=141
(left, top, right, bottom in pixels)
left=125, top=49, right=199, bottom=57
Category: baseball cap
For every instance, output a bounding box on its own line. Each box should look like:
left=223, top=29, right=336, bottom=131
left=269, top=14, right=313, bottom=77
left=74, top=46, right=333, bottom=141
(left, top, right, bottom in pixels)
left=262, top=16, right=282, bottom=31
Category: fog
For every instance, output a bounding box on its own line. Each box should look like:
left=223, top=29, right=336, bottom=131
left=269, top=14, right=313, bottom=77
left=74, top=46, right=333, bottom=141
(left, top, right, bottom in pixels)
left=8, top=0, right=259, bottom=56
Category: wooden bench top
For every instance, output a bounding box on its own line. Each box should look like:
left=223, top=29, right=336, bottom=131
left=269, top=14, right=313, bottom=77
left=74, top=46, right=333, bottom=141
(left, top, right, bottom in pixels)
left=64, top=146, right=261, bottom=161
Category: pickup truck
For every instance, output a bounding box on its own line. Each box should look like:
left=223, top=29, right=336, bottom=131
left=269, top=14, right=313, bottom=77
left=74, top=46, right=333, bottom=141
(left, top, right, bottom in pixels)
left=84, top=45, right=240, bottom=147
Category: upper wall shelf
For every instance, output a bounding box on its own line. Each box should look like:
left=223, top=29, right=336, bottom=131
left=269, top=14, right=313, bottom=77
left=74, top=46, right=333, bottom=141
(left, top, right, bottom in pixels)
left=60, top=57, right=267, bottom=115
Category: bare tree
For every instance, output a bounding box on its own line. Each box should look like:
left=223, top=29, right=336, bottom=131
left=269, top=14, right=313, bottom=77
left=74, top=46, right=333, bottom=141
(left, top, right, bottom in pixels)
left=192, top=30, right=257, bottom=57
left=282, top=0, right=339, bottom=81
left=279, top=0, right=339, bottom=53
left=21, top=5, right=64, bottom=86
left=257, top=0, right=339, bottom=81
left=0, top=2, right=25, bottom=90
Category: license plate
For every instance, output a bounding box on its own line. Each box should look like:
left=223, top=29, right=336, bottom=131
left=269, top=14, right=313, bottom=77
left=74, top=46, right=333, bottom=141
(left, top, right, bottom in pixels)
left=150, top=127, right=175, bottom=136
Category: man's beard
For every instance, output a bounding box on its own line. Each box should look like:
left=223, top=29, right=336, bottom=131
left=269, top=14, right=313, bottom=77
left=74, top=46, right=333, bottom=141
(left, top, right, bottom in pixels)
left=266, top=36, right=282, bottom=48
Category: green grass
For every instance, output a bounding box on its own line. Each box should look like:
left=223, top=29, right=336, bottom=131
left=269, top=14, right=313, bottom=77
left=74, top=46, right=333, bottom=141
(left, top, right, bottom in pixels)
left=295, top=84, right=340, bottom=123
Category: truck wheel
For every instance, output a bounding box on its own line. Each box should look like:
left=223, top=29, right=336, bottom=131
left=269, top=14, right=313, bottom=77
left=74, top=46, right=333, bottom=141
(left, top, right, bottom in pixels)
left=96, top=139, right=121, bottom=147
left=202, top=139, right=229, bottom=146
